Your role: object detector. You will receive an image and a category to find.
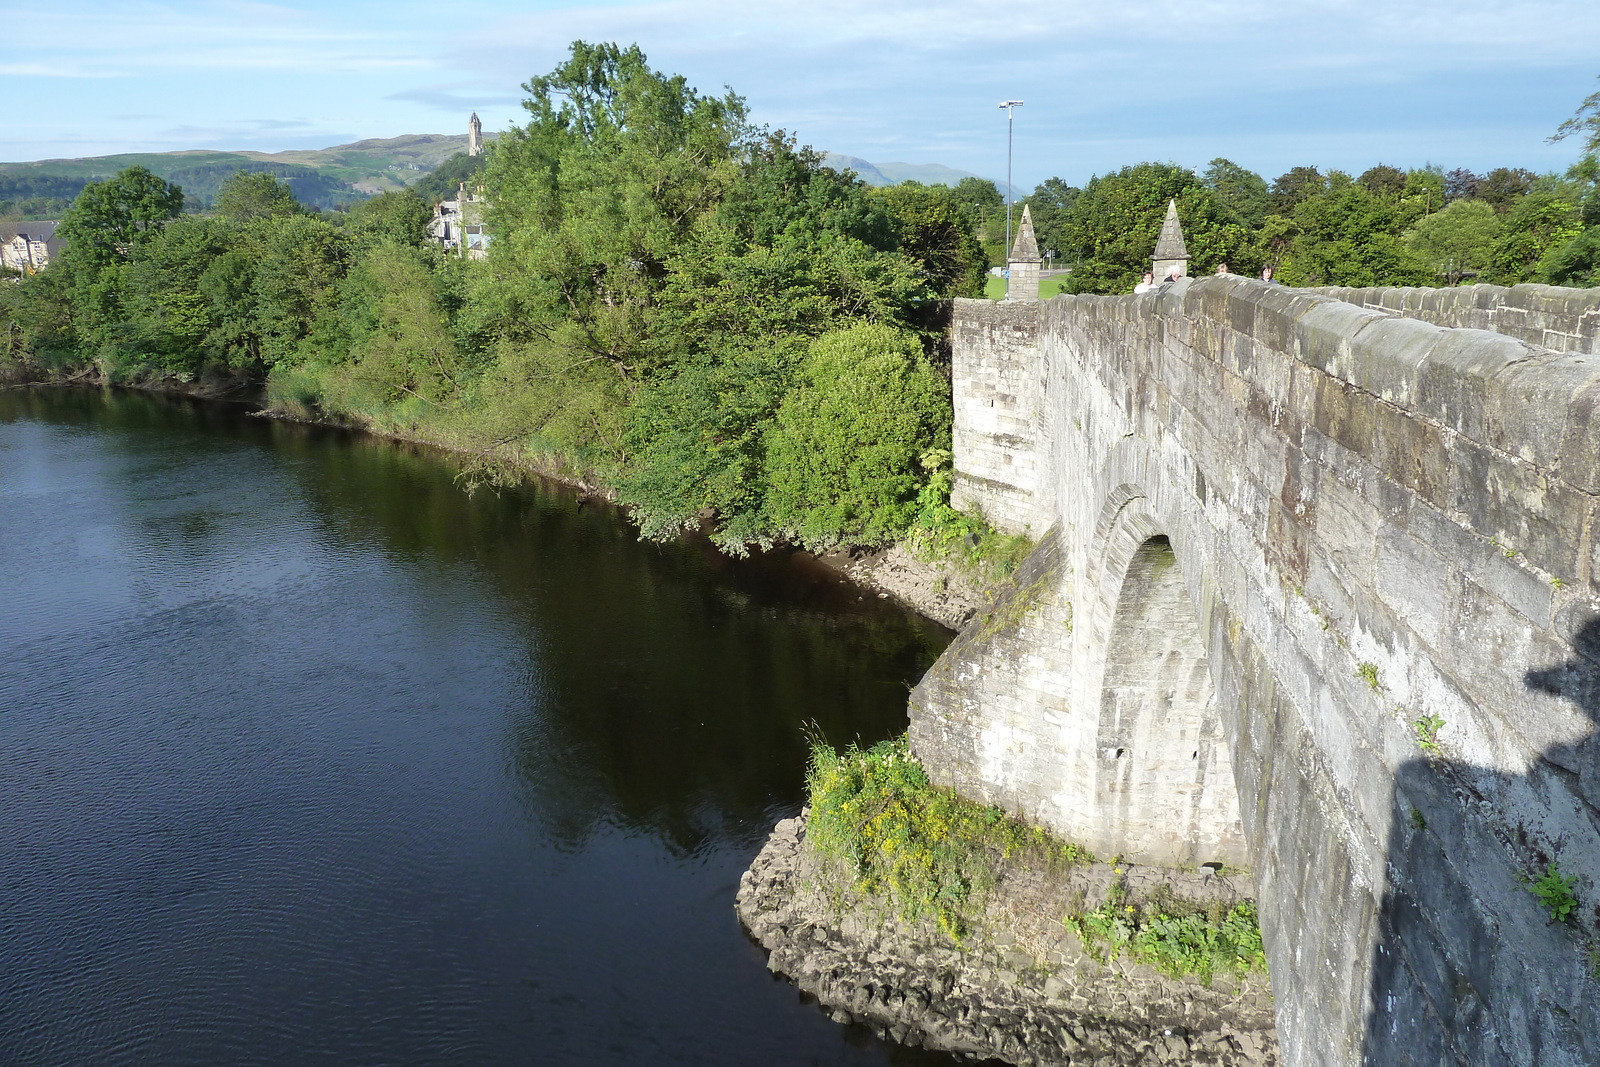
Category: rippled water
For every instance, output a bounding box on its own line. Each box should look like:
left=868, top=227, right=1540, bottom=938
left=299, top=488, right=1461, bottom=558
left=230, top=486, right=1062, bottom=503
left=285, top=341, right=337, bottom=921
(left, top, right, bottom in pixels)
left=0, top=387, right=957, bottom=1066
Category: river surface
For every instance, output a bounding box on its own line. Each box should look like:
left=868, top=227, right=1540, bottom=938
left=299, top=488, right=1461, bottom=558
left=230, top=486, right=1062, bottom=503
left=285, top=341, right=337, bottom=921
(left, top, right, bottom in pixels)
left=0, top=388, right=959, bottom=1066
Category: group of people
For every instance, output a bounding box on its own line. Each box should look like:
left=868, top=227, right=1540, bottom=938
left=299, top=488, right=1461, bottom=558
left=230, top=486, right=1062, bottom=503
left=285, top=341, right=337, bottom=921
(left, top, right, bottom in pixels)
left=1133, top=263, right=1276, bottom=294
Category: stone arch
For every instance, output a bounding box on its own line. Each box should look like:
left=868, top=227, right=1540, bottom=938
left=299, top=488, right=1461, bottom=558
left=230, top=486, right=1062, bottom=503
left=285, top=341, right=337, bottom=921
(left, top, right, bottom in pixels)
left=1076, top=490, right=1248, bottom=868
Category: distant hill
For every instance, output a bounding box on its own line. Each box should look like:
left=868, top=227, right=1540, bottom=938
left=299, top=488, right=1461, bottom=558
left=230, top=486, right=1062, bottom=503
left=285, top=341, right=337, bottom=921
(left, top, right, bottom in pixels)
left=0, top=135, right=974, bottom=220
left=0, top=133, right=491, bottom=216
left=819, top=152, right=986, bottom=188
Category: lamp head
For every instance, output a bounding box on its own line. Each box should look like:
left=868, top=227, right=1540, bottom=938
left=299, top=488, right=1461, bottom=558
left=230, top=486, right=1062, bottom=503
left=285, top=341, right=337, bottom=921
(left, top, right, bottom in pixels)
left=998, top=100, right=1024, bottom=109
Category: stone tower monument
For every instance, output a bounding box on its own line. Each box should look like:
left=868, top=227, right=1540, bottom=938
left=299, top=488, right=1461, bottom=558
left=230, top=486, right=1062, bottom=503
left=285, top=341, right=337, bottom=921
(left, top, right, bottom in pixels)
left=1151, top=198, right=1189, bottom=279
left=468, top=112, right=483, bottom=157
left=1006, top=204, right=1042, bottom=302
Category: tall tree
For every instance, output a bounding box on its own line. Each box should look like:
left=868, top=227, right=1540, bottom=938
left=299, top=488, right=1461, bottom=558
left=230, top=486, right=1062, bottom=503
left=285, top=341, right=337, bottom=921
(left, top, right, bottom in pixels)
left=1202, top=158, right=1269, bottom=229
left=57, top=166, right=184, bottom=273
left=1552, top=75, right=1600, bottom=155
left=1022, top=177, right=1081, bottom=263
left=214, top=172, right=302, bottom=223
left=875, top=181, right=986, bottom=297
left=1405, top=199, right=1502, bottom=285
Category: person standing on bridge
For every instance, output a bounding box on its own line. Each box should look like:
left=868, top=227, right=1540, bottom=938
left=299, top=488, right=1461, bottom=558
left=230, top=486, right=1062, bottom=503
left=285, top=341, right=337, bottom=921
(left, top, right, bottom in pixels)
left=1260, top=265, right=1278, bottom=284
left=1134, top=271, right=1155, bottom=294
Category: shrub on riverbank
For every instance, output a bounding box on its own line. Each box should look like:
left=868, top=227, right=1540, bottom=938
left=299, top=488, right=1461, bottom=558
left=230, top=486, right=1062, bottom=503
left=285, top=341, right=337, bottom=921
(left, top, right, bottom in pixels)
left=1066, top=883, right=1267, bottom=986
left=804, top=735, right=1090, bottom=940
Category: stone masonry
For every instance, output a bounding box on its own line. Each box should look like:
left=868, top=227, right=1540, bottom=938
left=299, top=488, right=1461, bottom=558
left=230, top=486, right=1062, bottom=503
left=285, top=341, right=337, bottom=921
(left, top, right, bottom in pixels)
left=913, top=278, right=1600, bottom=1066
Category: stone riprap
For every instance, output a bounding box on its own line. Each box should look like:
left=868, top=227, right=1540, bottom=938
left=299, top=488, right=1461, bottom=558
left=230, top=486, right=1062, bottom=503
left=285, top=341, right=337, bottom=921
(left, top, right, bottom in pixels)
left=737, top=815, right=1278, bottom=1067
left=914, top=278, right=1600, bottom=1066
left=1308, top=282, right=1600, bottom=355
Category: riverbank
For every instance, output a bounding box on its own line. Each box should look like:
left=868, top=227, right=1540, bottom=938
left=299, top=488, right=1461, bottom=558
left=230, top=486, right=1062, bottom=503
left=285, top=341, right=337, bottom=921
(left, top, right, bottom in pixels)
left=0, top=372, right=990, bottom=629
left=738, top=814, right=1279, bottom=1067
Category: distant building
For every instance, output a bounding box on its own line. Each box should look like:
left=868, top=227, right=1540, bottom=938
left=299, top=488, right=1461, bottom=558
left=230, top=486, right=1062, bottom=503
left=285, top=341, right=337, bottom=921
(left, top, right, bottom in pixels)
left=467, top=112, right=483, bottom=158
left=428, top=182, right=490, bottom=259
left=1, top=221, right=59, bottom=274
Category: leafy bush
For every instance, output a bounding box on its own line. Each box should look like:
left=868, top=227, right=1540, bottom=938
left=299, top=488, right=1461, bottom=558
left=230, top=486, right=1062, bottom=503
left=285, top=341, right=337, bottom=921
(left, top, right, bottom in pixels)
left=1065, top=883, right=1267, bottom=986
left=805, top=734, right=1089, bottom=941
left=764, top=322, right=950, bottom=550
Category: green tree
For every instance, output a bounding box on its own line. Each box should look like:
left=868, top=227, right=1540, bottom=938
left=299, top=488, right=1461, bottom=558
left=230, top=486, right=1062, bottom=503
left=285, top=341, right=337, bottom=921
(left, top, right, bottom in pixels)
left=1404, top=199, right=1502, bottom=285
left=55, top=166, right=185, bottom=356
left=1022, top=177, right=1081, bottom=262
left=1477, top=167, right=1536, bottom=213
left=1552, top=75, right=1600, bottom=155
left=483, top=40, right=747, bottom=383
left=57, top=166, right=185, bottom=270
left=763, top=322, right=950, bottom=550
left=874, top=180, right=986, bottom=297
left=1490, top=191, right=1582, bottom=283
left=1276, top=176, right=1432, bottom=286
left=346, top=190, right=433, bottom=249
left=1058, top=163, right=1260, bottom=292
left=1357, top=164, right=1407, bottom=200
left=1202, top=158, right=1269, bottom=229
left=1268, top=166, right=1327, bottom=215
left=214, top=171, right=302, bottom=223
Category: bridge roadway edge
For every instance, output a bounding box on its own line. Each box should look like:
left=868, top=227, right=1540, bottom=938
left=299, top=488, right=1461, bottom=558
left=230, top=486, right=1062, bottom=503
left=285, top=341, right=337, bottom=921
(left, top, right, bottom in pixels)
left=912, top=278, right=1600, bottom=1066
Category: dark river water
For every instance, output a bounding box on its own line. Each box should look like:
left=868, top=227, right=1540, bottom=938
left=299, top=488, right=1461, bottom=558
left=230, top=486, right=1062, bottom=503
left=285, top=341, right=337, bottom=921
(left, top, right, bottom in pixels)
left=0, top=387, right=957, bottom=1066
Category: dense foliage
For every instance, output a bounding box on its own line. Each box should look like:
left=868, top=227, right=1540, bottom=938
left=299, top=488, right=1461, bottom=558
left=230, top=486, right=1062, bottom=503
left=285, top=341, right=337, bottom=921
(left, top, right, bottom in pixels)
left=2, top=42, right=987, bottom=556
left=6, top=56, right=1599, bottom=554
left=1011, top=80, right=1600, bottom=293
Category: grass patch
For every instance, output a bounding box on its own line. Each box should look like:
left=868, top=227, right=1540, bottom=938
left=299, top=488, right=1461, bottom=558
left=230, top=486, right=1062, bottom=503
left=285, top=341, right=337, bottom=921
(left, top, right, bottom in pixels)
left=982, top=275, right=1071, bottom=300
left=805, top=735, right=1090, bottom=942
left=1065, top=882, right=1267, bottom=986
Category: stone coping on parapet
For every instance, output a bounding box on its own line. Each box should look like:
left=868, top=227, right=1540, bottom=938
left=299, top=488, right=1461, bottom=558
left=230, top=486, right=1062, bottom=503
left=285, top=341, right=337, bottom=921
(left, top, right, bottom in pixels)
left=1304, top=282, right=1600, bottom=355
left=737, top=815, right=1278, bottom=1067
left=970, top=276, right=1600, bottom=502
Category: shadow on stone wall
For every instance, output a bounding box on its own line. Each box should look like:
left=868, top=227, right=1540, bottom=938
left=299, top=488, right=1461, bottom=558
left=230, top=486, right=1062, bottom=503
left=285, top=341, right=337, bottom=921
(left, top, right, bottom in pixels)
left=1361, top=616, right=1599, bottom=1065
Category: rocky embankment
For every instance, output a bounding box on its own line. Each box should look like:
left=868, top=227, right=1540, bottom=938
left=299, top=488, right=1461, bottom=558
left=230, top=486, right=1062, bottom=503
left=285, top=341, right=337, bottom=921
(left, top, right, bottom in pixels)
left=737, top=816, right=1279, bottom=1067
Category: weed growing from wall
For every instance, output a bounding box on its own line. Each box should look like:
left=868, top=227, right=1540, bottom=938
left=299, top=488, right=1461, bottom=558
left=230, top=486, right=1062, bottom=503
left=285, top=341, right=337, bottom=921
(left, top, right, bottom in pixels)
left=804, top=734, right=1089, bottom=941
left=904, top=450, right=1034, bottom=581
left=1356, top=662, right=1381, bottom=690
left=1412, top=713, right=1446, bottom=755
left=1529, top=863, right=1579, bottom=923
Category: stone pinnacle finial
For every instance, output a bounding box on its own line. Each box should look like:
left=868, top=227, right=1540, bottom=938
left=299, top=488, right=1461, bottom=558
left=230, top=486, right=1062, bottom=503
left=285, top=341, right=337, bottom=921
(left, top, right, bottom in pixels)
left=1009, top=204, right=1041, bottom=263
left=1152, top=199, right=1189, bottom=279
left=1005, top=205, right=1042, bottom=301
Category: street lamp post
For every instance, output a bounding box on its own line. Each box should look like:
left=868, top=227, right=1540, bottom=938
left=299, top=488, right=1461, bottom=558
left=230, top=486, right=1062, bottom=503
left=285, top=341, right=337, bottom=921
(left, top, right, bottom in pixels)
left=998, top=100, right=1023, bottom=298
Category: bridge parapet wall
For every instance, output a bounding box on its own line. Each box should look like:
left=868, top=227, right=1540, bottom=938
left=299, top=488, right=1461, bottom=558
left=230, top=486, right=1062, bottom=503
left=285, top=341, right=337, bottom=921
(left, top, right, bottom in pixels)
left=915, top=277, right=1600, bottom=1066
left=1308, top=282, right=1600, bottom=355
left=949, top=298, right=1044, bottom=534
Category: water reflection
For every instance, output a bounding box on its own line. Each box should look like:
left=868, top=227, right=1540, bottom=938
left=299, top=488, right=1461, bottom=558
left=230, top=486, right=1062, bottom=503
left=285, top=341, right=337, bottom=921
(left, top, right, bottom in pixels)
left=0, top=386, right=955, bottom=1067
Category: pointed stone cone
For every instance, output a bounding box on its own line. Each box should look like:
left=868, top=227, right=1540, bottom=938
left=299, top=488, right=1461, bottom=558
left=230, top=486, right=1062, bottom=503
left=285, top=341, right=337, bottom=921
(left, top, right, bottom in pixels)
left=1009, top=204, right=1041, bottom=263
left=1152, top=199, right=1189, bottom=279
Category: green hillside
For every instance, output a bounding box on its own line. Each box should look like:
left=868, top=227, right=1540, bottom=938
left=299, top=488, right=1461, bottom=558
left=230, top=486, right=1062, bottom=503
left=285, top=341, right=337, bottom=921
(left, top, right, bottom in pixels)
left=0, top=133, right=482, bottom=217
left=1, top=133, right=971, bottom=220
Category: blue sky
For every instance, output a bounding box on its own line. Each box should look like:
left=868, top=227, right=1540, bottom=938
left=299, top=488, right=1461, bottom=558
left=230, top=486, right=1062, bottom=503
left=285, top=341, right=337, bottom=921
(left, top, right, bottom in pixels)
left=3, top=0, right=1597, bottom=191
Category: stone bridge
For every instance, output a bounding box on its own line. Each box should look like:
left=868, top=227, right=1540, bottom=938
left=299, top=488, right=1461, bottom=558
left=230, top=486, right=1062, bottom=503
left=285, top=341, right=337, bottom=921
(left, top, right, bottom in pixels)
left=909, top=280, right=1600, bottom=1066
